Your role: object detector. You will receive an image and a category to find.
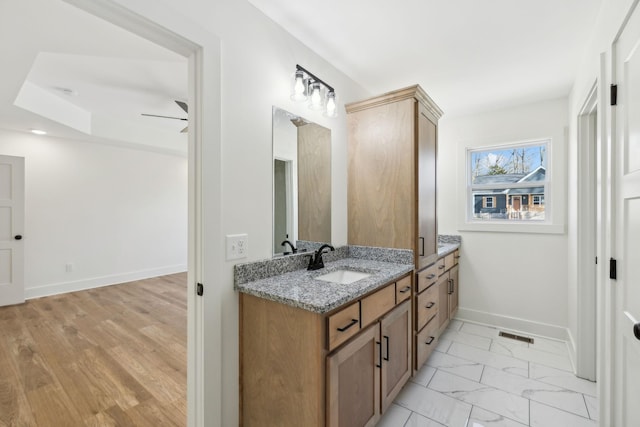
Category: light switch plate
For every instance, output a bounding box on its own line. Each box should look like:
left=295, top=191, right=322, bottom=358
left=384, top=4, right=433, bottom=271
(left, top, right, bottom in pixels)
left=226, top=234, right=248, bottom=260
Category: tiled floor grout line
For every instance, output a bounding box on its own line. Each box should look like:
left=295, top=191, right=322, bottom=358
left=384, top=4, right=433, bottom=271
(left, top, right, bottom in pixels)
left=389, top=321, right=597, bottom=427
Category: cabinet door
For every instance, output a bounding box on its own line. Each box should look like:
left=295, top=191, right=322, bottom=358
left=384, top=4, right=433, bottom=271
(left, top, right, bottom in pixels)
left=436, top=272, right=450, bottom=331
left=449, top=265, right=459, bottom=317
left=327, top=324, right=381, bottom=427
left=417, top=103, right=438, bottom=270
left=380, top=300, right=411, bottom=413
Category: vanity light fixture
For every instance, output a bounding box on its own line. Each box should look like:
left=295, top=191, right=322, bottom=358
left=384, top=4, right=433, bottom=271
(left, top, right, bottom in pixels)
left=290, top=64, right=338, bottom=117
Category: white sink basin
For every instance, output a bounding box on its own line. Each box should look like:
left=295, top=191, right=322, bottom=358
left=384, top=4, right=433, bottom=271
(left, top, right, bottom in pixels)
left=315, top=269, right=372, bottom=285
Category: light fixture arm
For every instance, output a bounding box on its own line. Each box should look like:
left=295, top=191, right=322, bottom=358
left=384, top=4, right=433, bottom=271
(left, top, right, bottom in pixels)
left=296, top=64, right=334, bottom=93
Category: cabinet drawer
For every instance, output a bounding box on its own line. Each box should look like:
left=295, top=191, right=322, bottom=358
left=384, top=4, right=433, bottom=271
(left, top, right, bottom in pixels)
left=361, top=283, right=396, bottom=328
left=416, top=264, right=438, bottom=293
left=416, top=316, right=438, bottom=369
left=444, top=253, right=455, bottom=271
left=436, top=257, right=447, bottom=276
left=454, top=249, right=460, bottom=265
left=395, top=275, right=412, bottom=304
left=416, top=284, right=438, bottom=331
left=328, top=302, right=361, bottom=351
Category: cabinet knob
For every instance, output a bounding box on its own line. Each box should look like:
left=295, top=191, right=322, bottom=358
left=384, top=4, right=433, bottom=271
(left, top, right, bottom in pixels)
left=14, top=235, right=22, bottom=240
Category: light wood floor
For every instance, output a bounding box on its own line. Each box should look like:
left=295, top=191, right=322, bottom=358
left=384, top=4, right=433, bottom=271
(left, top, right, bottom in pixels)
left=0, top=273, right=187, bottom=427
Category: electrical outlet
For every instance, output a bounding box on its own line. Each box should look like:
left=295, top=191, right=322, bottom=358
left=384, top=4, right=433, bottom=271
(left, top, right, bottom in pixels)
left=226, top=234, right=249, bottom=260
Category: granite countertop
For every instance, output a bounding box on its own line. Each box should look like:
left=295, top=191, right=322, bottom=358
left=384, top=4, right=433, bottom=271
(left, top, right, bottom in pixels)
left=235, top=246, right=414, bottom=314
left=234, top=236, right=461, bottom=315
left=437, top=243, right=459, bottom=257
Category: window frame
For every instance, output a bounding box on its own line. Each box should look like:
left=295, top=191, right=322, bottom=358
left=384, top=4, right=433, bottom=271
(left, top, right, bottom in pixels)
left=461, top=138, right=562, bottom=234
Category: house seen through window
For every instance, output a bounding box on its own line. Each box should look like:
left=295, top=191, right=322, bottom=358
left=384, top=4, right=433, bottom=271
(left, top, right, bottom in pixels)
left=467, top=140, right=549, bottom=222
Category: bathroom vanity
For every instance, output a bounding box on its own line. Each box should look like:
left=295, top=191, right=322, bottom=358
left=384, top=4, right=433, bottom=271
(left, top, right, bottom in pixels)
left=236, top=246, right=414, bottom=427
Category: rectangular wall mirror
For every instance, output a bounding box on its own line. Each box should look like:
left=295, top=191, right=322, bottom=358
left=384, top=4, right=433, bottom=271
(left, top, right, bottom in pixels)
left=273, top=106, right=331, bottom=256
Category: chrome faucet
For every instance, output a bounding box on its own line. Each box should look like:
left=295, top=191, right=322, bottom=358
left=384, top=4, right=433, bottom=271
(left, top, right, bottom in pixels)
left=281, top=240, right=297, bottom=255
left=307, top=244, right=335, bottom=270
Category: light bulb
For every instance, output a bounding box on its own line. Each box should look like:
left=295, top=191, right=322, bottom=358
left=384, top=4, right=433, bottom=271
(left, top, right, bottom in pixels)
left=290, top=70, right=307, bottom=101
left=324, top=92, right=337, bottom=117
left=309, top=83, right=323, bottom=110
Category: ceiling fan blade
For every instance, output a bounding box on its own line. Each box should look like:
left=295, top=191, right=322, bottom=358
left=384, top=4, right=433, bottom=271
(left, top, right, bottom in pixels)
left=181, top=126, right=188, bottom=134
left=141, top=113, right=187, bottom=121
left=175, top=100, right=188, bottom=114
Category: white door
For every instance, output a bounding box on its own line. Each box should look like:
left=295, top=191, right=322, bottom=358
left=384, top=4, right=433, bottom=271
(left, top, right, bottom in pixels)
left=0, top=155, right=25, bottom=306
left=613, top=3, right=640, bottom=425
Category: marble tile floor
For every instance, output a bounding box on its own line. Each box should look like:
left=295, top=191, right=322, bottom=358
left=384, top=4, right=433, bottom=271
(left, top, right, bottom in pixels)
left=379, top=320, right=597, bottom=427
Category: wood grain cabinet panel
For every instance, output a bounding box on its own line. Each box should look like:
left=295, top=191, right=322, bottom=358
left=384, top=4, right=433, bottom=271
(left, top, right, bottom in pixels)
left=417, top=263, right=438, bottom=293
left=444, top=253, right=455, bottom=271
left=346, top=85, right=443, bottom=270
left=436, top=272, right=450, bottom=332
left=395, top=275, right=412, bottom=303
left=449, top=265, right=459, bottom=317
left=436, top=257, right=446, bottom=276
left=327, top=323, right=380, bottom=427
left=361, top=283, right=396, bottom=328
left=380, top=300, right=411, bottom=413
left=328, top=302, right=361, bottom=351
left=416, top=284, right=438, bottom=331
left=416, top=314, right=439, bottom=369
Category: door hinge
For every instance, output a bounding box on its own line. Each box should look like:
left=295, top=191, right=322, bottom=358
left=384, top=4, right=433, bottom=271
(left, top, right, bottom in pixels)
left=611, top=84, right=618, bottom=106
left=196, top=282, right=204, bottom=296
left=610, top=258, right=617, bottom=280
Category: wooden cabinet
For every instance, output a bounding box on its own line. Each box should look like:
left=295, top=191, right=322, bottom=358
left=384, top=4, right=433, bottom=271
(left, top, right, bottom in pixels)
left=380, top=300, right=411, bottom=413
left=327, top=324, right=380, bottom=427
left=346, top=86, right=443, bottom=270
left=327, top=300, right=411, bottom=426
left=436, top=252, right=461, bottom=336
left=449, top=265, right=459, bottom=317
left=436, top=272, right=450, bottom=331
left=240, top=273, right=413, bottom=427
left=415, top=249, right=462, bottom=371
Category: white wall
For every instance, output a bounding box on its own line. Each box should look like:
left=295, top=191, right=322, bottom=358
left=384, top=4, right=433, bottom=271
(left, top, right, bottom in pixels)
left=0, top=129, right=187, bottom=297
left=566, top=0, right=636, bottom=421
left=120, top=1, right=369, bottom=425
left=438, top=98, right=570, bottom=339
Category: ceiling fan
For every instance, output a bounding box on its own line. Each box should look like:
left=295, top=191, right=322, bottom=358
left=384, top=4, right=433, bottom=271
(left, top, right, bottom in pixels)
left=141, top=100, right=188, bottom=133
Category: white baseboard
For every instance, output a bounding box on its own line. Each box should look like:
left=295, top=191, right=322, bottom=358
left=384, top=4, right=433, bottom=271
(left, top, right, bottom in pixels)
left=25, top=265, right=187, bottom=299
left=566, top=327, right=577, bottom=372
left=455, top=307, right=571, bottom=342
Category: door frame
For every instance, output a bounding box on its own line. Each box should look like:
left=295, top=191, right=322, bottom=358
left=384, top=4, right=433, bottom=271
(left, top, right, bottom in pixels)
left=576, top=82, right=598, bottom=380
left=62, top=1, right=223, bottom=426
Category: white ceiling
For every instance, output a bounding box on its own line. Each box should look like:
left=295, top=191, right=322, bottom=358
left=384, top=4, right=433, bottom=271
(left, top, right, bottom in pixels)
left=0, top=0, right=187, bottom=153
left=0, top=0, right=604, bottom=151
left=249, top=0, right=603, bottom=116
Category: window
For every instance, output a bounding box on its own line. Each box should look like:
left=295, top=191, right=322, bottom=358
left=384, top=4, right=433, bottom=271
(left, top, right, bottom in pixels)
left=467, top=140, right=549, bottom=223
left=484, top=196, right=495, bottom=208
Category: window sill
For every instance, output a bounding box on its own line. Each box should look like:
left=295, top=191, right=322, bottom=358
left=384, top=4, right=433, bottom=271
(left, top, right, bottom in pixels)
left=458, top=221, right=565, bottom=235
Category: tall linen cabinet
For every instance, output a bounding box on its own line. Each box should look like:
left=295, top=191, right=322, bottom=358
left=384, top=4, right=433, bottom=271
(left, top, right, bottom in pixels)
left=346, top=85, right=443, bottom=270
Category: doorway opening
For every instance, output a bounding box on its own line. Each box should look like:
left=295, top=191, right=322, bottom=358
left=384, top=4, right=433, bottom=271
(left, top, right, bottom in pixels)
left=576, top=82, right=598, bottom=381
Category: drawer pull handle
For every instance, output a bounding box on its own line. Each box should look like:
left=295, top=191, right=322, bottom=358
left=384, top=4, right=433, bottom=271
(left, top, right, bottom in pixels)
left=426, top=274, right=436, bottom=279
left=426, top=302, right=435, bottom=309
left=438, top=265, right=445, bottom=270
left=425, top=336, right=435, bottom=345
left=383, top=336, right=390, bottom=361
left=337, top=318, right=358, bottom=332
left=399, top=286, right=411, bottom=294
left=376, top=341, right=382, bottom=368
left=454, top=255, right=461, bottom=259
